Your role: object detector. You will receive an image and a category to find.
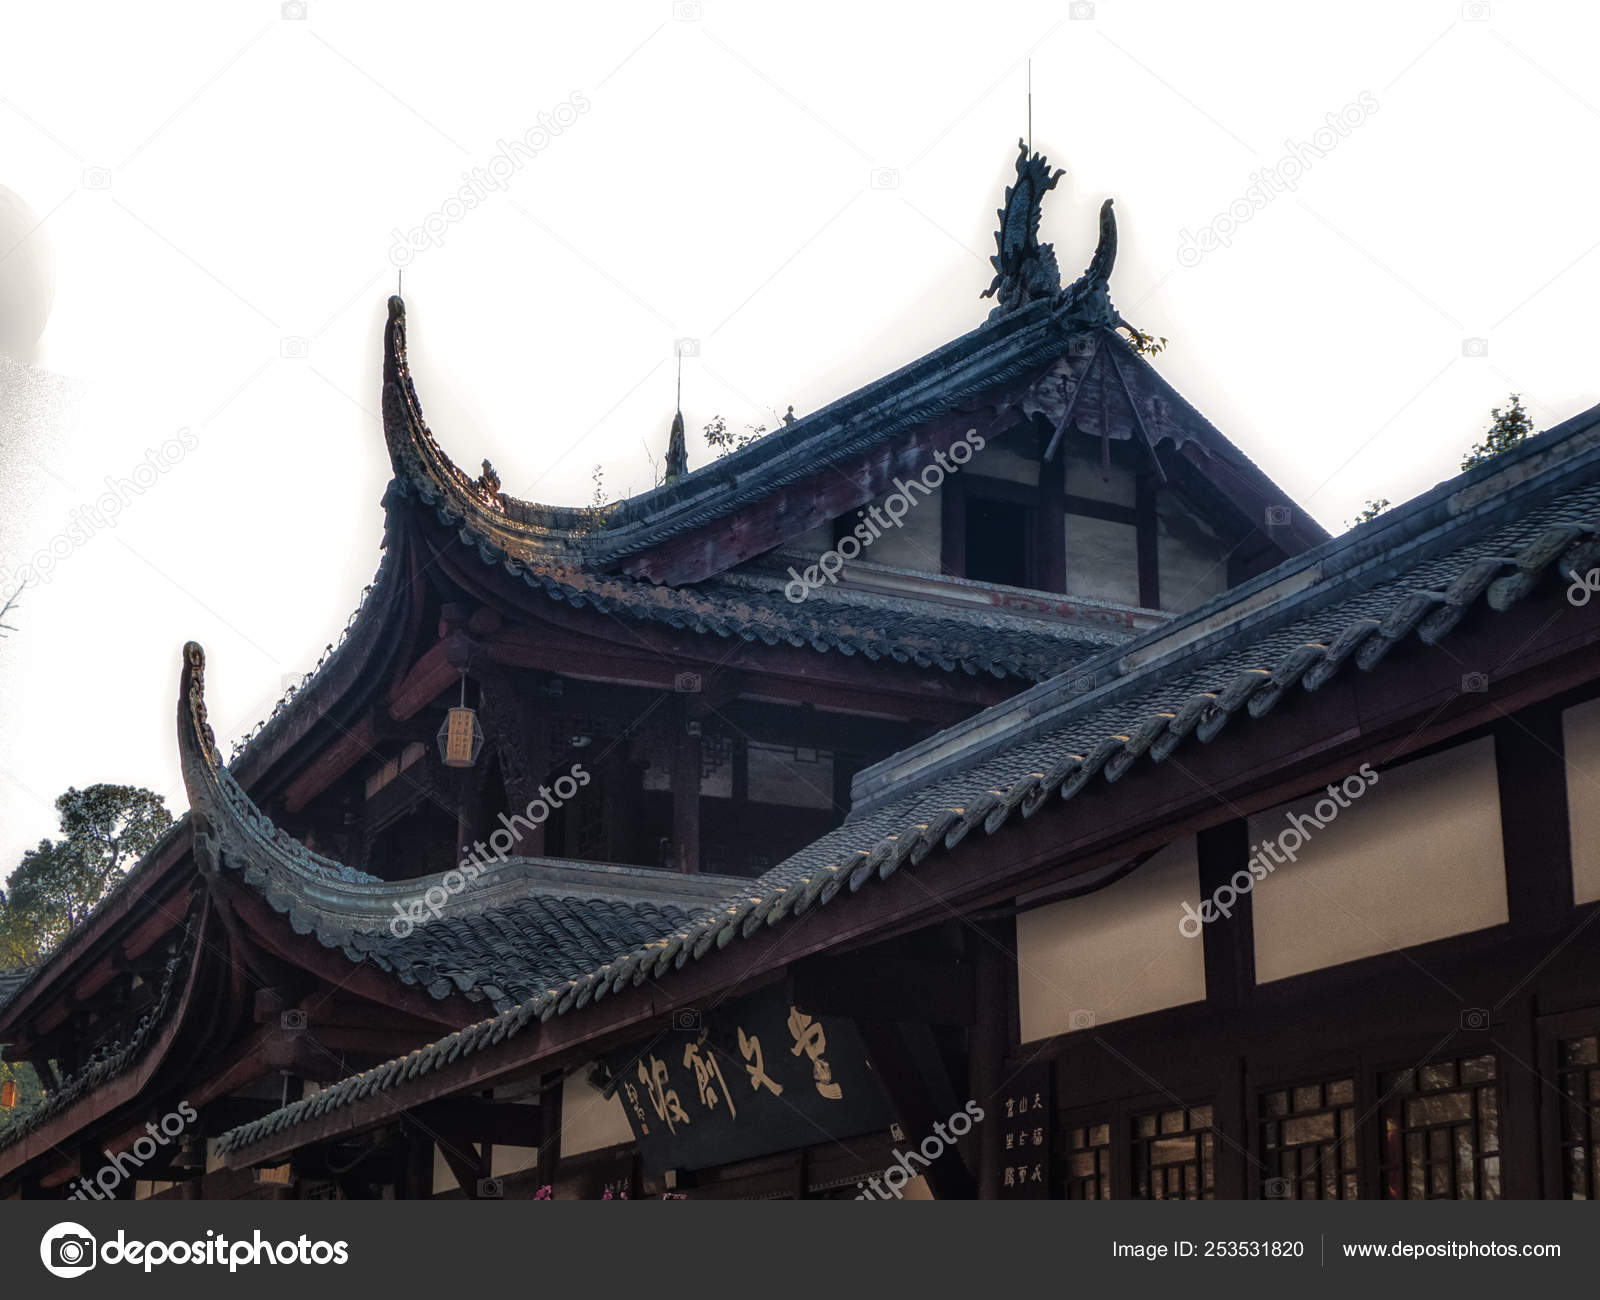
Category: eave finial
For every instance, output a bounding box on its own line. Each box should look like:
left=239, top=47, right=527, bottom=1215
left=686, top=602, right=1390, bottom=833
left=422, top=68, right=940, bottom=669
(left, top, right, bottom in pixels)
left=981, top=142, right=1126, bottom=332
left=664, top=409, right=688, bottom=484
left=981, top=138, right=1064, bottom=316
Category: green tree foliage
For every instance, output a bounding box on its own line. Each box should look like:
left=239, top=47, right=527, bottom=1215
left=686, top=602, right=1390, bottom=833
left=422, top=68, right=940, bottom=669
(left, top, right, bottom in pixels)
left=0, top=785, right=172, bottom=955
left=1120, top=324, right=1167, bottom=357
left=1462, top=395, right=1535, bottom=471
left=1348, top=498, right=1391, bottom=529
left=703, top=415, right=766, bottom=457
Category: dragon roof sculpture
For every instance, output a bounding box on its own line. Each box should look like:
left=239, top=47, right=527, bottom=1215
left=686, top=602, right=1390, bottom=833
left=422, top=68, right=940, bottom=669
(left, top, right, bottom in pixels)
left=982, top=139, right=1125, bottom=332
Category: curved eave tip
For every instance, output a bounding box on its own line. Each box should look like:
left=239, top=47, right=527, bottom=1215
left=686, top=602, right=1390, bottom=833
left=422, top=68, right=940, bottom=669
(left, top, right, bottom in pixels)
left=388, top=294, right=405, bottom=318
left=178, top=640, right=221, bottom=775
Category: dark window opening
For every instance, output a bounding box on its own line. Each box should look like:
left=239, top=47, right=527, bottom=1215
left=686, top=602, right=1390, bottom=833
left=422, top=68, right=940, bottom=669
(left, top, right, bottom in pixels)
left=964, top=495, right=1032, bottom=587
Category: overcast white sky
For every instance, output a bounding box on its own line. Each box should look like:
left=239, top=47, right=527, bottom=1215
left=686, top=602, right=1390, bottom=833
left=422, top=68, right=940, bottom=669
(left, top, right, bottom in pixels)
left=1, top=0, right=1597, bottom=878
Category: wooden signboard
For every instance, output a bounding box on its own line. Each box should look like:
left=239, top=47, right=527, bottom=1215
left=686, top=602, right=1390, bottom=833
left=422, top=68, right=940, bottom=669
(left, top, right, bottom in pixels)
left=607, top=985, right=895, bottom=1175
left=992, top=1059, right=1053, bottom=1198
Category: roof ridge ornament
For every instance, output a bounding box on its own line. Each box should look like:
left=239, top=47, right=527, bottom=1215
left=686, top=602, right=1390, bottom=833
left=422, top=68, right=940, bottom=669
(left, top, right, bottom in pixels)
left=981, top=140, right=1126, bottom=333
left=981, top=139, right=1064, bottom=316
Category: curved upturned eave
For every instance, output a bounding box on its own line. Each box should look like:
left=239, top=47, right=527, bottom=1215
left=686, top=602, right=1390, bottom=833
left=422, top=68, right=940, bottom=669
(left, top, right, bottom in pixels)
left=381, top=296, right=594, bottom=561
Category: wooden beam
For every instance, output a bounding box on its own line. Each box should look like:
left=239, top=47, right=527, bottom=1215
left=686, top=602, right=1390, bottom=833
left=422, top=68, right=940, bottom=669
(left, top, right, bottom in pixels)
left=412, top=1099, right=545, bottom=1148
left=791, top=954, right=976, bottom=1025
left=436, top=1138, right=489, bottom=1199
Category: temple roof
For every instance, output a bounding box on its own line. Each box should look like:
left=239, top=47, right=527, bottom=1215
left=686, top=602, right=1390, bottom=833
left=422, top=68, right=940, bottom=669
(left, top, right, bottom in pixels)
left=381, top=295, right=1164, bottom=681
left=383, top=294, right=1326, bottom=576
left=178, top=642, right=739, bottom=1011
left=217, top=398, right=1600, bottom=1160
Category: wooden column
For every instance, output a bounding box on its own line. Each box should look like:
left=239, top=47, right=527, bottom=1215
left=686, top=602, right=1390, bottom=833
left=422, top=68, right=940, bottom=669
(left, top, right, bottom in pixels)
left=1495, top=702, right=1573, bottom=933
left=536, top=1071, right=564, bottom=1190
left=1494, top=702, right=1572, bottom=1199
left=523, top=712, right=550, bottom=858
left=1136, top=473, right=1160, bottom=610
left=1196, top=819, right=1255, bottom=1006
left=1037, top=439, right=1067, bottom=594
left=402, top=1132, right=434, bottom=1200
left=970, top=917, right=1015, bottom=1199
left=671, top=699, right=702, bottom=873
left=940, top=477, right=966, bottom=578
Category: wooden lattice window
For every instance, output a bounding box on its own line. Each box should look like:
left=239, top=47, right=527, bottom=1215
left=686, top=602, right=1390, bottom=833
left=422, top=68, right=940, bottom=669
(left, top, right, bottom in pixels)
left=1378, top=1053, right=1500, bottom=1199
left=1259, top=1076, right=1359, bottom=1199
left=1555, top=1032, right=1600, bottom=1199
left=1131, top=1103, right=1214, bottom=1199
left=1065, top=1121, right=1112, bottom=1199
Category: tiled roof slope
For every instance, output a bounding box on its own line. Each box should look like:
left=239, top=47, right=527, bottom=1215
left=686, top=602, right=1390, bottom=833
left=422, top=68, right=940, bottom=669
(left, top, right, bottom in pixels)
left=178, top=643, right=737, bottom=1012
left=399, top=473, right=1133, bottom=682
left=218, top=403, right=1600, bottom=1157
left=382, top=295, right=1326, bottom=572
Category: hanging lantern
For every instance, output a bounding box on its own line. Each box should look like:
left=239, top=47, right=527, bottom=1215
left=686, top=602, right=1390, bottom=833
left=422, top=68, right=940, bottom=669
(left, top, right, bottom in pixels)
left=1, top=1079, right=16, bottom=1110
left=437, top=670, right=485, bottom=769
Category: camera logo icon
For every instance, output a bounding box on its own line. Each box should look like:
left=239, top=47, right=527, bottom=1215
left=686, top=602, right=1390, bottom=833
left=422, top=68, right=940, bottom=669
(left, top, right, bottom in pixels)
left=1462, top=337, right=1489, bottom=358
left=1461, top=1, right=1490, bottom=19
left=870, top=167, right=901, bottom=190
left=1460, top=1007, right=1491, bottom=1030
left=674, top=671, right=702, bottom=694
left=282, top=1, right=308, bottom=17
left=81, top=167, right=112, bottom=190
left=281, top=1009, right=308, bottom=1031
left=1461, top=672, right=1489, bottom=694
left=280, top=336, right=309, bottom=359
left=673, top=0, right=703, bottom=19
left=1068, top=1009, right=1096, bottom=1031
left=1067, top=334, right=1096, bottom=357
left=1263, top=1177, right=1290, bottom=1199
left=674, top=337, right=700, bottom=358
left=672, top=1008, right=702, bottom=1032
left=477, top=1176, right=504, bottom=1199
left=1264, top=505, right=1292, bottom=528
left=1069, top=0, right=1096, bottom=18
left=41, top=1223, right=97, bottom=1278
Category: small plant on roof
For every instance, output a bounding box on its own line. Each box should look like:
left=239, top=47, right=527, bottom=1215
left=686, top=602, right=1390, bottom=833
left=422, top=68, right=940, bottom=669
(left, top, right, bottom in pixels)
left=703, top=415, right=766, bottom=458
left=1348, top=498, right=1391, bottom=529
left=1461, top=394, right=1535, bottom=471
left=1120, top=324, right=1167, bottom=357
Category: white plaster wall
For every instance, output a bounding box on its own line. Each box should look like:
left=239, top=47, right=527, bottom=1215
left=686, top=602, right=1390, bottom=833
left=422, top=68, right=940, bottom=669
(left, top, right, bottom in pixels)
left=1016, top=838, right=1207, bottom=1043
